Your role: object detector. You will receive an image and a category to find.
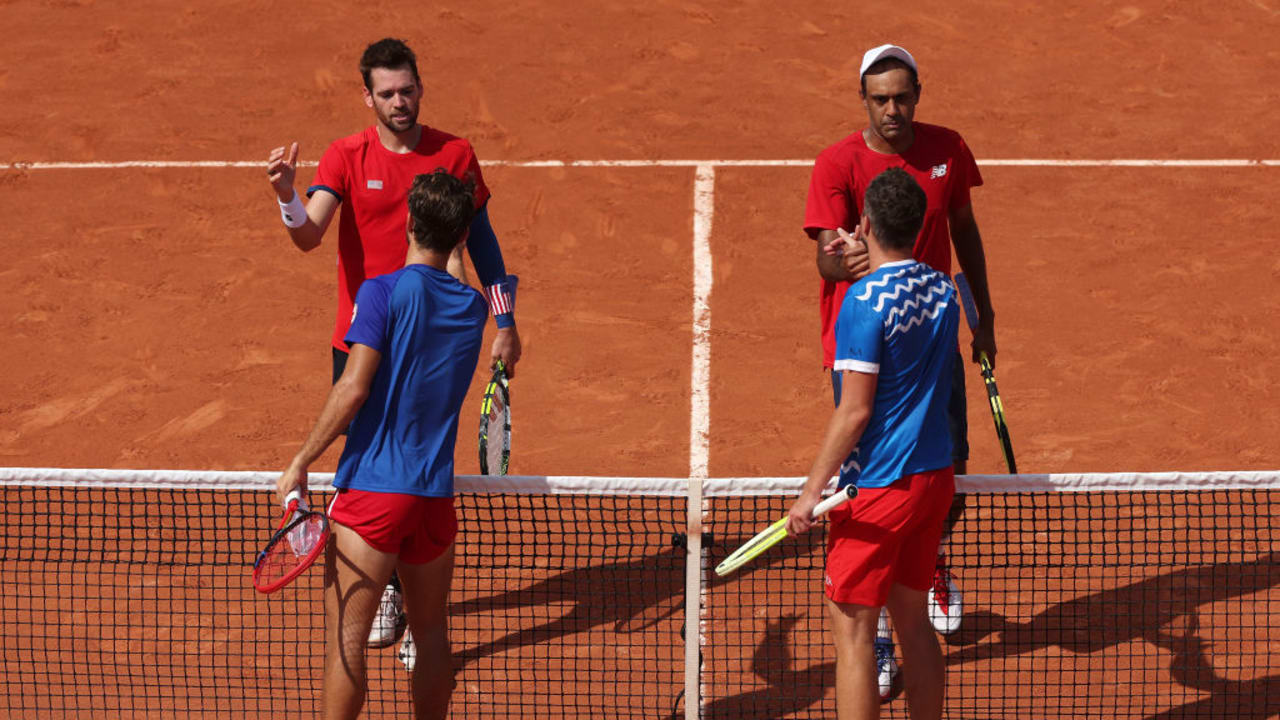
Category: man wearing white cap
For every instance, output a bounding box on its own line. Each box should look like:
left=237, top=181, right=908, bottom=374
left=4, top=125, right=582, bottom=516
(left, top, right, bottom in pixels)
left=803, top=43, right=999, bottom=706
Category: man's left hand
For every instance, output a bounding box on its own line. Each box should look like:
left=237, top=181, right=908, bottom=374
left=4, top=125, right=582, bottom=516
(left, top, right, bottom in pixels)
left=972, top=319, right=997, bottom=368
left=492, top=325, right=522, bottom=378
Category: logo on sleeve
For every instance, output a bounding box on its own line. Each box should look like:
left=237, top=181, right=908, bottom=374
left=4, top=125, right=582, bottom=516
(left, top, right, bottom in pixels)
left=366, top=179, right=383, bottom=190
left=930, top=163, right=948, bottom=179
left=351, top=304, right=358, bottom=322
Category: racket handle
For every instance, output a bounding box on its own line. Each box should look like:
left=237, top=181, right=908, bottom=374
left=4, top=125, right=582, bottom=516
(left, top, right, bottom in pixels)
left=284, top=488, right=309, bottom=512
left=812, top=484, right=858, bottom=518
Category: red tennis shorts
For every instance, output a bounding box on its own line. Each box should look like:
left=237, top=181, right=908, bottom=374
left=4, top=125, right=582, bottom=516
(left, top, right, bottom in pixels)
left=327, top=488, right=457, bottom=564
left=824, top=466, right=956, bottom=606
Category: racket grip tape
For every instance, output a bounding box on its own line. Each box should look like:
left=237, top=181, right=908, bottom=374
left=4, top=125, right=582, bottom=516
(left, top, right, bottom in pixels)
left=284, top=488, right=308, bottom=512
left=812, top=484, right=858, bottom=517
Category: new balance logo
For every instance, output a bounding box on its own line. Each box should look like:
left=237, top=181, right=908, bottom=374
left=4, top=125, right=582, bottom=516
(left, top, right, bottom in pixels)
left=930, top=163, right=948, bottom=179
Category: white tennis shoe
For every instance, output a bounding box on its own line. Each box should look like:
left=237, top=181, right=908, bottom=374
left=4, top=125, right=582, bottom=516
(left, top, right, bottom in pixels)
left=397, top=628, right=416, bottom=672
left=875, top=639, right=898, bottom=700
left=928, top=556, right=963, bottom=635
left=368, top=584, right=407, bottom=648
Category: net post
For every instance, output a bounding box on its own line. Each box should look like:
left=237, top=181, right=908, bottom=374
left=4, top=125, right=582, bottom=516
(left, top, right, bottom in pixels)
left=684, top=163, right=715, bottom=720
left=684, top=475, right=705, bottom=720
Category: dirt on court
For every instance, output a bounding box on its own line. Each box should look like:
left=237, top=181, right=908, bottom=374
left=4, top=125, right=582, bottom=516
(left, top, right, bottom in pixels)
left=1, top=0, right=1278, bottom=718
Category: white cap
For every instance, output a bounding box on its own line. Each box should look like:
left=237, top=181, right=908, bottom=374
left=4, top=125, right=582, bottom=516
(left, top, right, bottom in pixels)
left=859, top=44, right=918, bottom=80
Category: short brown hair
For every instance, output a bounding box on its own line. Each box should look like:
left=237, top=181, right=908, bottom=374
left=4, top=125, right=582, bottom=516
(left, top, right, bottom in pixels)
left=359, top=38, right=420, bottom=89
left=407, top=171, right=476, bottom=253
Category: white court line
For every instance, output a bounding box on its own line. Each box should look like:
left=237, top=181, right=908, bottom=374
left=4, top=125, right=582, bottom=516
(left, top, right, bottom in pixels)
left=685, top=164, right=714, bottom=720
left=690, top=165, right=714, bottom=479
left=2, top=158, right=1279, bottom=170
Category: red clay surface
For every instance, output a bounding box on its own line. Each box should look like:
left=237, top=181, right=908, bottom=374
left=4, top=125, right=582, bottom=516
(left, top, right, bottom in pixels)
left=2, top=0, right=1279, bottom=718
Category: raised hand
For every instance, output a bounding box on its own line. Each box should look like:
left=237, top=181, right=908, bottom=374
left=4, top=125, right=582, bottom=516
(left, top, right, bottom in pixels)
left=266, top=142, right=300, bottom=201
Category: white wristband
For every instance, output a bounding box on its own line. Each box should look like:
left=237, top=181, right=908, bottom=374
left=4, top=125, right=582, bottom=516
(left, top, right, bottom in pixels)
left=278, top=191, right=307, bottom=228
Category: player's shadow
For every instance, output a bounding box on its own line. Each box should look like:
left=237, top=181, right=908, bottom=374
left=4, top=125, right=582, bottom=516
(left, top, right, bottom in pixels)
left=444, top=528, right=831, bottom=717
left=1140, top=619, right=1280, bottom=720
left=664, top=614, right=833, bottom=720
left=448, top=529, right=825, bottom=668
left=943, top=551, right=1280, bottom=719
left=448, top=540, right=686, bottom=667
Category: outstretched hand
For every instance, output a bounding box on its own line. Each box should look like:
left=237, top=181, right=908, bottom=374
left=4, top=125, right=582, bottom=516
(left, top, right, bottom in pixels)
left=824, top=226, right=871, bottom=281
left=267, top=142, right=300, bottom=201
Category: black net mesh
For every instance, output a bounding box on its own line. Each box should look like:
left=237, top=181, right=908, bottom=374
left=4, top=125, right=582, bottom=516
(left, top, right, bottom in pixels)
left=1, top=476, right=1276, bottom=718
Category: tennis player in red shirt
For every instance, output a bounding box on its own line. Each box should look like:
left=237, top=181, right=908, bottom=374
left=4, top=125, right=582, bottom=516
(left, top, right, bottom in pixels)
left=265, top=38, right=521, bottom=663
left=803, top=43, right=999, bottom=700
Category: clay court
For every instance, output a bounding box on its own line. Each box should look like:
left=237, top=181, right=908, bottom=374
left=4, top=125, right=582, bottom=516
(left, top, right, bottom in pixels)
left=2, top=0, right=1278, bottom=717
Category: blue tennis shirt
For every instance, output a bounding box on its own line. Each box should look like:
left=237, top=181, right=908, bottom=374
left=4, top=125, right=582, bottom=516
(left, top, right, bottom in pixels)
left=834, top=260, right=958, bottom=489
left=335, top=264, right=487, bottom=497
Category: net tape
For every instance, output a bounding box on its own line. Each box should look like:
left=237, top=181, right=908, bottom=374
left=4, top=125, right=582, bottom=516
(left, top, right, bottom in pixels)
left=2, top=467, right=1276, bottom=492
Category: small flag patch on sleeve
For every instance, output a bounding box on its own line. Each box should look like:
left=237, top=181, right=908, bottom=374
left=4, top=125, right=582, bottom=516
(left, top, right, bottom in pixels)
left=485, top=281, right=512, bottom=316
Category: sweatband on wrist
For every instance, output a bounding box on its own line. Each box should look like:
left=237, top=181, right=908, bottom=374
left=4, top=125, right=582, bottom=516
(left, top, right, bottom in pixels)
left=278, top=191, right=307, bottom=228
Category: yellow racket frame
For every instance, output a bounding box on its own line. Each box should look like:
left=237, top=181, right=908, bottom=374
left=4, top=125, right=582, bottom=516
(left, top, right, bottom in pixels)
left=715, top=485, right=857, bottom=577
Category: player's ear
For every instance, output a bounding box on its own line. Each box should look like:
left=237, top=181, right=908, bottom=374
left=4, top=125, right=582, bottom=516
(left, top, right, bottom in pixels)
left=859, top=214, right=871, bottom=239
left=362, top=85, right=374, bottom=109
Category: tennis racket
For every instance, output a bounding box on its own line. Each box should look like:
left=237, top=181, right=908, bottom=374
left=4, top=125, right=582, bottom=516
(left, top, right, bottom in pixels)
left=715, top=484, right=858, bottom=577
left=478, top=360, right=511, bottom=475
left=252, top=488, right=330, bottom=594
left=954, top=272, right=1017, bottom=473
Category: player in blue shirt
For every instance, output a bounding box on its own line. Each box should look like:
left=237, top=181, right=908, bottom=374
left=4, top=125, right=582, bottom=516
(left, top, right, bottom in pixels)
left=788, top=167, right=957, bottom=720
left=277, top=170, right=486, bottom=720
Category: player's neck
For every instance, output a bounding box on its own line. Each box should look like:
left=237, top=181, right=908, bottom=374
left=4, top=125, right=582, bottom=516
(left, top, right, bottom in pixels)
left=862, top=125, right=914, bottom=155
left=866, top=236, right=913, bottom=272
left=405, top=244, right=451, bottom=272
left=374, top=122, right=422, bottom=154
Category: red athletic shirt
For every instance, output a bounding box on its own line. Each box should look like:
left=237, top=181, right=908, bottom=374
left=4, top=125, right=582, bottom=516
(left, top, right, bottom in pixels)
left=803, top=122, right=982, bottom=368
left=308, top=126, right=491, bottom=351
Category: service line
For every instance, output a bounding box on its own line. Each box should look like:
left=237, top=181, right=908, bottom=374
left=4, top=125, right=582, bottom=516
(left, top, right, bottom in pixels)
left=3, top=158, right=1280, bottom=170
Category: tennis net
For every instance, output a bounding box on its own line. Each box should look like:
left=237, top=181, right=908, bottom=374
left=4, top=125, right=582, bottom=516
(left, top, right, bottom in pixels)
left=1, top=468, right=1276, bottom=719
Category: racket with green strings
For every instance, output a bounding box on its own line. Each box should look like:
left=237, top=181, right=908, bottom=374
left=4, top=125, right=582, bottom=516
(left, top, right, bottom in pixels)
left=954, top=272, right=1017, bottom=473
left=478, top=359, right=510, bottom=476
left=715, top=484, right=858, bottom=576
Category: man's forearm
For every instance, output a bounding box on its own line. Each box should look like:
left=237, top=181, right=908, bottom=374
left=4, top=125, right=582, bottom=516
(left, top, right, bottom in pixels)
left=275, top=185, right=335, bottom=253
left=285, top=222, right=323, bottom=252
left=952, top=223, right=993, bottom=319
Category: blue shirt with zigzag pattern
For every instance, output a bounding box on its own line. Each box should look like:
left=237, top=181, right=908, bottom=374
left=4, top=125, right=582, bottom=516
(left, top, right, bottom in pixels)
left=833, top=259, right=958, bottom=488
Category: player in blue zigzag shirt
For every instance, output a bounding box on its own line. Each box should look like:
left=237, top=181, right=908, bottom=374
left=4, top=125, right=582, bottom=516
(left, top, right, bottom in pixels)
left=788, top=168, right=958, bottom=720
left=276, top=171, right=486, bottom=719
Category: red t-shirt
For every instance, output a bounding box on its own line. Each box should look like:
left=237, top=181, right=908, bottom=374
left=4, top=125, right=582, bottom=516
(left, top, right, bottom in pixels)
left=803, top=122, right=982, bottom=368
left=308, top=126, right=491, bottom=351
